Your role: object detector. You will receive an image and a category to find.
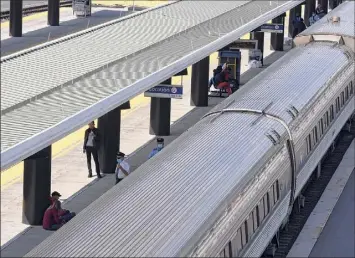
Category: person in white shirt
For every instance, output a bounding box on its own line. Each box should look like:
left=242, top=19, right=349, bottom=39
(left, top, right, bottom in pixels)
left=115, top=152, right=130, bottom=184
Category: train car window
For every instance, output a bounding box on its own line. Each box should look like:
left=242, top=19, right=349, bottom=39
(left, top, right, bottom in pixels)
left=263, top=193, right=270, bottom=216
left=231, top=228, right=243, bottom=256
left=330, top=105, right=334, bottom=121
left=345, top=86, right=349, bottom=101
left=336, top=97, right=341, bottom=113
left=350, top=82, right=354, bottom=95
left=273, top=180, right=280, bottom=204
left=224, top=242, right=232, bottom=257
left=276, top=180, right=280, bottom=200
left=258, top=201, right=265, bottom=222
left=252, top=207, right=259, bottom=231
left=319, top=119, right=324, bottom=136
left=313, top=127, right=318, bottom=144
left=341, top=92, right=345, bottom=106
left=241, top=222, right=248, bottom=247
left=307, top=134, right=312, bottom=154
left=247, top=216, right=253, bottom=240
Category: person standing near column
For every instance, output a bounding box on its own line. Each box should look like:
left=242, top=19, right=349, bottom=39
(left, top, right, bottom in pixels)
left=83, top=121, right=102, bottom=178
left=148, top=138, right=165, bottom=159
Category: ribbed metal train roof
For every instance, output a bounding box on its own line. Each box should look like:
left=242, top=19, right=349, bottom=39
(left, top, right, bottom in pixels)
left=25, top=42, right=351, bottom=257
left=1, top=0, right=305, bottom=170
left=299, top=1, right=355, bottom=38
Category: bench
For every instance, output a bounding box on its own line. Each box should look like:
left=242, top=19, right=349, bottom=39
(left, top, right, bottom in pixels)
left=208, top=79, right=239, bottom=98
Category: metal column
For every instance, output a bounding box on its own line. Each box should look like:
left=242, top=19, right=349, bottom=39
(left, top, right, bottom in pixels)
left=304, top=0, right=316, bottom=26
left=288, top=4, right=302, bottom=38
left=318, top=0, right=328, bottom=14
left=150, top=78, right=172, bottom=136
left=98, top=101, right=130, bottom=174
left=270, top=13, right=285, bottom=51
left=250, top=31, right=264, bottom=65
left=191, top=56, right=209, bottom=107
left=23, top=146, right=52, bottom=225
left=48, top=0, right=60, bottom=26
left=9, top=0, right=23, bottom=37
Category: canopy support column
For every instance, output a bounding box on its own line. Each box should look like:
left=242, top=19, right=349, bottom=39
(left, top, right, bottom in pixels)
left=98, top=102, right=130, bottom=174
left=270, top=13, right=286, bottom=51
left=150, top=79, right=172, bottom=136
left=9, top=0, right=22, bottom=37
left=191, top=56, right=209, bottom=107
left=48, top=0, right=60, bottom=26
left=23, top=146, right=51, bottom=225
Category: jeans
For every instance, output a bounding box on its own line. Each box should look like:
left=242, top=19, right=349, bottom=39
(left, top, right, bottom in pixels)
left=60, top=212, right=76, bottom=222
left=45, top=224, right=62, bottom=231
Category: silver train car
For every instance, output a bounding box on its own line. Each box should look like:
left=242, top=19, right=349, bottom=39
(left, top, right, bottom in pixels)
left=27, top=2, right=354, bottom=258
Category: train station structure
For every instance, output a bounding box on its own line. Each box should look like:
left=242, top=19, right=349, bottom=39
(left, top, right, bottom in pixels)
left=2, top=0, right=309, bottom=226
left=0, top=0, right=353, bottom=257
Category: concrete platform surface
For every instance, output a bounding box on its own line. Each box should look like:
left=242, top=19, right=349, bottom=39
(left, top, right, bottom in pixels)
left=0, top=34, right=290, bottom=256
left=287, top=139, right=355, bottom=258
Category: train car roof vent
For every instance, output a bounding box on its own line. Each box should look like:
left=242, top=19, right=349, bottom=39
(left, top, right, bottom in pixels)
left=265, top=133, right=278, bottom=145
left=271, top=129, right=281, bottom=143
left=290, top=105, right=299, bottom=116
left=286, top=109, right=296, bottom=119
left=328, top=16, right=341, bottom=23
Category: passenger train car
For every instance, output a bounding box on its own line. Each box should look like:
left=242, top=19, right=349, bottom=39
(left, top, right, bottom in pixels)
left=27, top=2, right=354, bottom=258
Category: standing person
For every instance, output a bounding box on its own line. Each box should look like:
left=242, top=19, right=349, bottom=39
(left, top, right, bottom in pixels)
left=115, top=152, right=131, bottom=184
left=148, top=138, right=165, bottom=159
left=83, top=121, right=102, bottom=178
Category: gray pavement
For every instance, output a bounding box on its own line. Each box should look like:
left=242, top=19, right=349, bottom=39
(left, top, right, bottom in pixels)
left=309, top=169, right=355, bottom=258
left=1, top=7, right=131, bottom=56
left=0, top=36, right=291, bottom=256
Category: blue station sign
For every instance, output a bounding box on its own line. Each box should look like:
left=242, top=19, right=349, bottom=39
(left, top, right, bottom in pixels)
left=253, top=23, right=284, bottom=33
left=144, top=84, right=183, bottom=99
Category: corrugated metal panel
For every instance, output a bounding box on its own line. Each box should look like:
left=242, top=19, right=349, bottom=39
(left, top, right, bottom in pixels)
left=299, top=1, right=355, bottom=38
left=1, top=0, right=249, bottom=112
left=25, top=42, right=350, bottom=257
left=1, top=0, right=306, bottom=169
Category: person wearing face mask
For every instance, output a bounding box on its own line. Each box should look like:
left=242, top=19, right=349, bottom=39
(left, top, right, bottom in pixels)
left=115, top=152, right=130, bottom=185
left=148, top=138, right=164, bottom=159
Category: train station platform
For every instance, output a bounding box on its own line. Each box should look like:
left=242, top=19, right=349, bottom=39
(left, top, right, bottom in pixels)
left=1, top=6, right=131, bottom=56
left=0, top=32, right=291, bottom=256
left=287, top=139, right=355, bottom=258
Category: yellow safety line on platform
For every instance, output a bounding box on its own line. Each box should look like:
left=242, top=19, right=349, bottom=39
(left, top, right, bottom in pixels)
left=0, top=93, right=149, bottom=189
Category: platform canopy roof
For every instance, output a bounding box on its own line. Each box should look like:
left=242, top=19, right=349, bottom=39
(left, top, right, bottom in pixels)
left=1, top=0, right=304, bottom=170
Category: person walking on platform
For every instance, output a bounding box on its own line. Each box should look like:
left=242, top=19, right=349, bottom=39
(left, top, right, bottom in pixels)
left=83, top=121, right=102, bottom=178
left=115, top=152, right=130, bottom=184
left=148, top=138, right=165, bottom=159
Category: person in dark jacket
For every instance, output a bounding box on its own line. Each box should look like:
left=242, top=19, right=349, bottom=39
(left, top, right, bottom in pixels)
left=83, top=121, right=102, bottom=178
left=209, top=65, right=223, bottom=88
left=292, top=14, right=306, bottom=38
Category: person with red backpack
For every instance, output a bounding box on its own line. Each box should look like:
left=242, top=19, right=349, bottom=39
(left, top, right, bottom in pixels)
left=214, top=64, right=232, bottom=96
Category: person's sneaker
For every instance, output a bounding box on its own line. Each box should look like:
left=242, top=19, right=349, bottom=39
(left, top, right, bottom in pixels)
left=97, top=174, right=102, bottom=179
left=88, top=174, right=93, bottom=178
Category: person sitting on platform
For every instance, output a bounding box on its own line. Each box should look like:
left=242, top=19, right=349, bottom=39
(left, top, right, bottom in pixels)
left=50, top=191, right=76, bottom=223
left=315, top=4, right=326, bottom=18
left=148, top=138, right=165, bottom=159
left=214, top=64, right=232, bottom=96
left=309, top=12, right=320, bottom=26
left=209, top=65, right=222, bottom=89
left=43, top=202, right=62, bottom=231
left=115, top=152, right=131, bottom=184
